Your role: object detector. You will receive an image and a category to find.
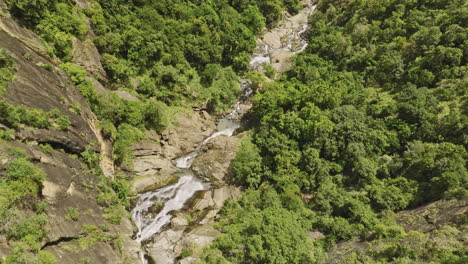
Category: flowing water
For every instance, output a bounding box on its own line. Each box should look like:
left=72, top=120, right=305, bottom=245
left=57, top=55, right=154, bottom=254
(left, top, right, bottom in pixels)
left=131, top=2, right=316, bottom=263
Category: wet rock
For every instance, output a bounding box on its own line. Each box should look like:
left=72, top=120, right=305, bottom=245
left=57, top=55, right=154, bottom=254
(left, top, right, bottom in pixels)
left=146, top=202, right=164, bottom=218
left=270, top=50, right=292, bottom=72
left=212, top=186, right=242, bottom=208
left=133, top=155, right=178, bottom=177
left=191, top=191, right=215, bottom=211
left=133, top=175, right=179, bottom=194
left=263, top=32, right=282, bottom=48
left=146, top=229, right=185, bottom=264
left=132, top=140, right=162, bottom=157
left=42, top=180, right=63, bottom=201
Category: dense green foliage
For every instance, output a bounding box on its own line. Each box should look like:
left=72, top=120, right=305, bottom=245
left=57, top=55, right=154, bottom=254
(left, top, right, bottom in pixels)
left=0, top=150, right=55, bottom=264
left=5, top=0, right=467, bottom=263
left=0, top=101, right=71, bottom=131
left=86, top=0, right=299, bottom=109
left=205, top=0, right=468, bottom=263
left=211, top=187, right=324, bottom=264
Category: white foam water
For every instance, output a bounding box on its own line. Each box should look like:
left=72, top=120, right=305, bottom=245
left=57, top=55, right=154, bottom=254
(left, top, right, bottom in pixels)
left=131, top=3, right=316, bottom=263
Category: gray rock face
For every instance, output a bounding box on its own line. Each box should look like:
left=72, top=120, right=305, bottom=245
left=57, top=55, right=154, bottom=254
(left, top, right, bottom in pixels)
left=131, top=111, right=216, bottom=193
left=191, top=133, right=243, bottom=185
left=0, top=28, right=99, bottom=154
left=0, top=141, right=139, bottom=263
left=0, top=1, right=138, bottom=262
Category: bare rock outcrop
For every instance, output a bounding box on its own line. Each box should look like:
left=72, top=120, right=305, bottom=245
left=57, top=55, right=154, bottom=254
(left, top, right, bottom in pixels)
left=191, top=133, right=244, bottom=185
left=131, top=111, right=216, bottom=193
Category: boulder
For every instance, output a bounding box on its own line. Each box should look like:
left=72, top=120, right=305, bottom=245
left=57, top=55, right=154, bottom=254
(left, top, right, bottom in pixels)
left=191, top=134, right=243, bottom=184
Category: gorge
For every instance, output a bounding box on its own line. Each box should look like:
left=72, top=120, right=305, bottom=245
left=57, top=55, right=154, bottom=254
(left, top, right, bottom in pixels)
left=0, top=0, right=466, bottom=263
left=131, top=2, right=317, bottom=263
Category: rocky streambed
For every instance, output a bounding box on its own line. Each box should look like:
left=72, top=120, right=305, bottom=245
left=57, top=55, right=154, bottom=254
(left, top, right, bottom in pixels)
left=130, top=1, right=317, bottom=263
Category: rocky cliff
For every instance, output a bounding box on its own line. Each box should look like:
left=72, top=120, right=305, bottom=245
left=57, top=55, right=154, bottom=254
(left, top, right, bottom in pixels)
left=0, top=1, right=141, bottom=262
left=0, top=0, right=227, bottom=262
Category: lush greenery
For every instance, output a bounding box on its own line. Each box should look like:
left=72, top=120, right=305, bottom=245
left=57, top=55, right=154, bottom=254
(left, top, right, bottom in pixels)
left=202, top=0, right=467, bottom=263
left=0, top=101, right=71, bottom=131
left=0, top=148, right=56, bottom=264
left=0, top=48, right=15, bottom=96
left=7, top=0, right=301, bottom=113
left=5, top=0, right=467, bottom=263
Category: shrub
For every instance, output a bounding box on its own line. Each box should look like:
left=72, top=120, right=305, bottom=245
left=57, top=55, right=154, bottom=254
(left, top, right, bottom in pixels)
left=55, top=115, right=71, bottom=131
left=65, top=207, right=79, bottom=221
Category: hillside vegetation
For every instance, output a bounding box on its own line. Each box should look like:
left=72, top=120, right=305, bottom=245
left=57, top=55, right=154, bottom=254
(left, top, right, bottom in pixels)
left=0, top=0, right=466, bottom=263
left=200, top=0, right=467, bottom=263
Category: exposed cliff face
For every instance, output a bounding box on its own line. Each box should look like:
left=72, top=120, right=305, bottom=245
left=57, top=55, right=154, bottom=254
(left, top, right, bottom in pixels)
left=0, top=1, right=139, bottom=262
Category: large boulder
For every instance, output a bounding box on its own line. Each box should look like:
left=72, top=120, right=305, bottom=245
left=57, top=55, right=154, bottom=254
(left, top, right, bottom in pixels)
left=191, top=133, right=244, bottom=185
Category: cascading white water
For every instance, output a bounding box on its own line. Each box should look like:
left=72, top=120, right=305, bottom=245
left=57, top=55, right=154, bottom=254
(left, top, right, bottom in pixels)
left=131, top=118, right=242, bottom=264
left=131, top=2, right=316, bottom=263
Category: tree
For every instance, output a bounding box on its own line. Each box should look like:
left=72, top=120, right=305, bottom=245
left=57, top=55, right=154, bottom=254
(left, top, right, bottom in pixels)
left=232, top=136, right=263, bottom=187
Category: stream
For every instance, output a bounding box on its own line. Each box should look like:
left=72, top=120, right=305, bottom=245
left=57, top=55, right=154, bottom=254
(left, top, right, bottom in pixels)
left=131, top=2, right=316, bottom=263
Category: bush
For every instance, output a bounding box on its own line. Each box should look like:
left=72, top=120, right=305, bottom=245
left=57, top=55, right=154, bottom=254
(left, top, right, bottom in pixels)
left=232, top=136, right=263, bottom=187
left=4, top=158, right=45, bottom=199
left=39, top=251, right=57, bottom=264
left=55, top=115, right=71, bottom=131
left=145, top=100, right=169, bottom=133
left=113, top=124, right=145, bottom=166
left=39, top=144, right=53, bottom=154
left=0, top=48, right=15, bottom=95
left=65, top=207, right=79, bottom=221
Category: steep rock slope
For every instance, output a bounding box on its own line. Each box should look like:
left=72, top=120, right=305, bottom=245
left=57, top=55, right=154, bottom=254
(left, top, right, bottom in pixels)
left=0, top=1, right=139, bottom=262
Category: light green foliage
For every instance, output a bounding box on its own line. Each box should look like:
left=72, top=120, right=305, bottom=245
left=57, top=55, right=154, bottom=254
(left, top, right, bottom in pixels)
left=0, top=157, right=46, bottom=253
left=0, top=48, right=15, bottom=95
left=144, top=99, right=169, bottom=133
left=0, top=100, right=72, bottom=130
left=113, top=124, right=145, bottom=166
left=13, top=0, right=87, bottom=61
left=180, top=248, right=193, bottom=258
left=99, top=119, right=117, bottom=141
left=81, top=149, right=133, bottom=225
left=263, top=63, right=276, bottom=78
left=55, top=115, right=71, bottom=131
left=59, top=63, right=101, bottom=112
left=39, top=144, right=53, bottom=154
left=6, top=0, right=58, bottom=25
left=65, top=207, right=79, bottom=221
left=39, top=251, right=57, bottom=264
left=77, top=224, right=112, bottom=249
left=210, top=187, right=317, bottom=264
left=0, top=129, right=15, bottom=141
left=1, top=209, right=53, bottom=263
left=2, top=158, right=45, bottom=202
